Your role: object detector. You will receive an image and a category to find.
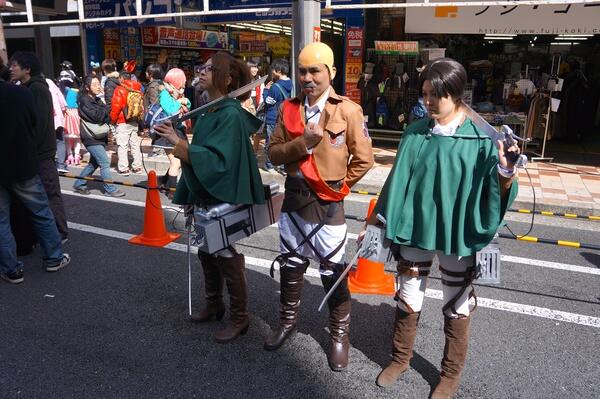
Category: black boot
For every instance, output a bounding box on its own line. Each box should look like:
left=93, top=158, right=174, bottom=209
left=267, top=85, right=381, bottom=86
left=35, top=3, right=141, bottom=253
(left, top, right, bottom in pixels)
left=264, top=260, right=307, bottom=350
left=165, top=175, right=177, bottom=199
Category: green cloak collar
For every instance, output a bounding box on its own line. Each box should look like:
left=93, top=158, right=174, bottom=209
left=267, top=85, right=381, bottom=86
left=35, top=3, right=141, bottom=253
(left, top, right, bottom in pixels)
left=173, top=98, right=265, bottom=206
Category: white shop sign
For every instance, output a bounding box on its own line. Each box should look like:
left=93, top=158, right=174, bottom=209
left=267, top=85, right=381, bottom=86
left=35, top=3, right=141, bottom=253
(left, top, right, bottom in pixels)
left=405, top=0, right=600, bottom=35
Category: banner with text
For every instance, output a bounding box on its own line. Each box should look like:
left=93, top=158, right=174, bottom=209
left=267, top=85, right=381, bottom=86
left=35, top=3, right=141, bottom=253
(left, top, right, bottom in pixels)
left=374, top=41, right=419, bottom=55
left=142, top=27, right=228, bottom=50
left=84, top=0, right=175, bottom=29
left=405, top=0, right=600, bottom=35
left=345, top=27, right=364, bottom=104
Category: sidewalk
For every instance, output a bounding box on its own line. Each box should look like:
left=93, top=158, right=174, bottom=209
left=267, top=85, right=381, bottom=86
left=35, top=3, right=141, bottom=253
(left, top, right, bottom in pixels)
left=358, top=147, right=600, bottom=215
left=84, top=138, right=600, bottom=216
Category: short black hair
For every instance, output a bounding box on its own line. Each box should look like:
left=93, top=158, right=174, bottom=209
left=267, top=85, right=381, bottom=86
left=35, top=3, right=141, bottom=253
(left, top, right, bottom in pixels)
left=102, top=59, right=117, bottom=74
left=119, top=71, right=132, bottom=80
left=419, top=58, right=467, bottom=101
left=146, top=63, right=163, bottom=80
left=271, top=58, right=289, bottom=76
left=9, top=51, right=41, bottom=76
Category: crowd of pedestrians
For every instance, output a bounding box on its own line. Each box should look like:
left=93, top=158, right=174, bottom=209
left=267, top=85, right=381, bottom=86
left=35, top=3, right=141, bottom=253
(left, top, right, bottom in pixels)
left=0, top=51, right=292, bottom=285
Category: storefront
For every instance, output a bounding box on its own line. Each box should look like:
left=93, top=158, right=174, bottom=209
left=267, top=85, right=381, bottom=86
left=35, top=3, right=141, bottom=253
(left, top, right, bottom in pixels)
left=360, top=2, right=600, bottom=153
left=82, top=0, right=363, bottom=96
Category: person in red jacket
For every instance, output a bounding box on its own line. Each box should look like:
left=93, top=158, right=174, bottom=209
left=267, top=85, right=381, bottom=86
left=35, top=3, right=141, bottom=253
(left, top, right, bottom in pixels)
left=110, top=71, right=143, bottom=175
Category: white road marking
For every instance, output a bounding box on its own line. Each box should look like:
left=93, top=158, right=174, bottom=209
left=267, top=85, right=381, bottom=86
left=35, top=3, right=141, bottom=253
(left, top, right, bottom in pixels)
left=63, top=191, right=600, bottom=276
left=66, top=221, right=600, bottom=329
left=62, top=190, right=154, bottom=208
left=501, top=255, right=600, bottom=276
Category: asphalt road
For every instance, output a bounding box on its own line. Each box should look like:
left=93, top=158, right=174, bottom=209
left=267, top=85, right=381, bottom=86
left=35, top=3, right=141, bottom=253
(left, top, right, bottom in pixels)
left=1, top=175, right=599, bottom=399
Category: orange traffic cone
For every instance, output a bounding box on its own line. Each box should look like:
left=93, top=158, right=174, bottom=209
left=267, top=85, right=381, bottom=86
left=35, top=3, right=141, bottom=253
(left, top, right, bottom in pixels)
left=348, top=198, right=396, bottom=296
left=129, top=170, right=181, bottom=247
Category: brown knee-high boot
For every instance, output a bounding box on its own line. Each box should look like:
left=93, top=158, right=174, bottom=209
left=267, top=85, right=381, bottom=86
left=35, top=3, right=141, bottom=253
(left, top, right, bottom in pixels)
left=214, top=252, right=250, bottom=343
left=321, top=271, right=351, bottom=372
left=376, top=307, right=420, bottom=387
left=190, top=252, right=225, bottom=322
left=264, top=263, right=307, bottom=350
left=431, top=316, right=471, bottom=399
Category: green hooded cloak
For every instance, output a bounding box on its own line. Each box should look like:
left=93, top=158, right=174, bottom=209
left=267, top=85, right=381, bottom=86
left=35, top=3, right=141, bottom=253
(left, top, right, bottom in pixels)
left=374, top=117, right=518, bottom=257
left=173, top=98, right=265, bottom=206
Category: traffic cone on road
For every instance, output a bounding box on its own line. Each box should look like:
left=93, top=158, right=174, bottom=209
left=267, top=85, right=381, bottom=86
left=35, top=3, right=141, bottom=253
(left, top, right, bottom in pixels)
left=348, top=198, right=396, bottom=296
left=129, top=170, right=181, bottom=247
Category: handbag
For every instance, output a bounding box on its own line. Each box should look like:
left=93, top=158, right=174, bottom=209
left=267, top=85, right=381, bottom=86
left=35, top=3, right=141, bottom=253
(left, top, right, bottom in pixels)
left=81, top=119, right=110, bottom=140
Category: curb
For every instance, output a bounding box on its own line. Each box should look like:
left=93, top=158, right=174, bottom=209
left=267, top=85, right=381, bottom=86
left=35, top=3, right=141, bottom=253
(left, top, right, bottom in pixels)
left=510, top=199, right=599, bottom=217
left=71, top=158, right=599, bottom=217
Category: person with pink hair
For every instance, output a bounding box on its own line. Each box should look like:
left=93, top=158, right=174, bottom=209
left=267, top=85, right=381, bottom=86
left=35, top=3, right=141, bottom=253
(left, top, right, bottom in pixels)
left=157, top=68, right=191, bottom=195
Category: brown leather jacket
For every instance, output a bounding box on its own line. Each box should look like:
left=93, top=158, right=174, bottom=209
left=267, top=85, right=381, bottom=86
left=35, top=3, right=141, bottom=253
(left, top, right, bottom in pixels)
left=268, top=88, right=374, bottom=188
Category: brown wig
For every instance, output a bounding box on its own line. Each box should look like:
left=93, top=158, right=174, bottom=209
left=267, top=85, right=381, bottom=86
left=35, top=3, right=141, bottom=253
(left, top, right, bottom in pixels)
left=210, top=51, right=252, bottom=101
left=418, top=58, right=467, bottom=103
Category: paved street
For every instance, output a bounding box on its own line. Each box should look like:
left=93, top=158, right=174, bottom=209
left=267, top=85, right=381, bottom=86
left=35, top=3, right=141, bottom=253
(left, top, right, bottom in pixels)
left=1, top=176, right=599, bottom=399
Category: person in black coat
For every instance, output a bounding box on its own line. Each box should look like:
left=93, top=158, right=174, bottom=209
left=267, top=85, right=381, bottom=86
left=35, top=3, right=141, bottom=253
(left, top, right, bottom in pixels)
left=9, top=51, right=69, bottom=241
left=101, top=59, right=120, bottom=110
left=0, top=72, right=70, bottom=284
left=73, top=75, right=125, bottom=197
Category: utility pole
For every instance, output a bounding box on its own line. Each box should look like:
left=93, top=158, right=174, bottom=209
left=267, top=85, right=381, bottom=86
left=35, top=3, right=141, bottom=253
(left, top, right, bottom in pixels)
left=291, top=0, right=320, bottom=96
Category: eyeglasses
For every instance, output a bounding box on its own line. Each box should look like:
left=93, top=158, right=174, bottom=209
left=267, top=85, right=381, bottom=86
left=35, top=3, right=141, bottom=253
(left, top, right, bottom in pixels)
left=197, top=64, right=215, bottom=74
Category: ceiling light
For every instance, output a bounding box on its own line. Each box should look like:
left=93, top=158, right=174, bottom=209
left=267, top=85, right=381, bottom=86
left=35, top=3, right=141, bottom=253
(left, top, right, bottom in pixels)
left=555, top=37, right=588, bottom=40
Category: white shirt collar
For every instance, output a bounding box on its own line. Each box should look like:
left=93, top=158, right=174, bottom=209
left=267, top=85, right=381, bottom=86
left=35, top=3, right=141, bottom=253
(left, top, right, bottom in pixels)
left=432, top=112, right=464, bottom=137
left=304, top=87, right=331, bottom=114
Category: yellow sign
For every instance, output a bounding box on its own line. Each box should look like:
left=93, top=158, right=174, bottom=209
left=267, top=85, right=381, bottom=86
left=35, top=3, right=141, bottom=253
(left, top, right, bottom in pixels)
left=374, top=41, right=419, bottom=55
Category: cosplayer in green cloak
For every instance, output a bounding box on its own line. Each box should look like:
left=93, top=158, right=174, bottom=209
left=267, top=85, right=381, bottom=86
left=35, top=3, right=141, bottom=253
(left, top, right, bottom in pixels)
left=374, top=116, right=518, bottom=257
left=372, top=58, right=520, bottom=399
left=155, top=52, right=267, bottom=346
left=172, top=98, right=265, bottom=206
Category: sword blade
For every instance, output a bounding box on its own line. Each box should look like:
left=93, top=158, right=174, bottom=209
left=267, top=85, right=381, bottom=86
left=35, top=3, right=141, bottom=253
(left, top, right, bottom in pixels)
left=462, top=104, right=503, bottom=143
left=317, top=248, right=363, bottom=312
left=155, top=75, right=269, bottom=125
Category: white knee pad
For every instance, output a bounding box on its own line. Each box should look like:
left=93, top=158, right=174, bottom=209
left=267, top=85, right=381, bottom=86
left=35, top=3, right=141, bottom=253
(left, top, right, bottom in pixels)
left=397, top=274, right=427, bottom=313
left=438, top=254, right=476, bottom=318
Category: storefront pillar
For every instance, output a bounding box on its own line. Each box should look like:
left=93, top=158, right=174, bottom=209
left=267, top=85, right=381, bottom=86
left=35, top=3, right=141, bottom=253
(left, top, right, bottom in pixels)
left=291, top=0, right=320, bottom=96
left=34, top=15, right=54, bottom=77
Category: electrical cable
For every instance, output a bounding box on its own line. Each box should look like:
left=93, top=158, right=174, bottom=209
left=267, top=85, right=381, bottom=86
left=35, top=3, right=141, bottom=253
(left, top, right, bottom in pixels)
left=504, top=165, right=536, bottom=239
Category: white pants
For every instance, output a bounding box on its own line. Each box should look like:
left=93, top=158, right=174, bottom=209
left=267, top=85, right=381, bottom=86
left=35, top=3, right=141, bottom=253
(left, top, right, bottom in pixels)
left=396, top=246, right=475, bottom=318
left=115, top=123, right=142, bottom=172
left=278, top=212, right=347, bottom=267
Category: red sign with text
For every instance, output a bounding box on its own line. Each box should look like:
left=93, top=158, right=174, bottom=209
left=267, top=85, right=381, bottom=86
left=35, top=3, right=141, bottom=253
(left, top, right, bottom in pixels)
left=344, top=27, right=364, bottom=104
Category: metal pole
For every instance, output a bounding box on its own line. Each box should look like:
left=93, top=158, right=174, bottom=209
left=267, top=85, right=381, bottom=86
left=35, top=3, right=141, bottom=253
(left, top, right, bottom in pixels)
left=80, top=25, right=88, bottom=76
left=291, top=0, right=320, bottom=96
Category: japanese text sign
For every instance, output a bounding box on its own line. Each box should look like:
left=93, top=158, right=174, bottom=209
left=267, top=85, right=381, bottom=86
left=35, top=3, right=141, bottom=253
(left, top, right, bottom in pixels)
left=406, top=0, right=600, bottom=35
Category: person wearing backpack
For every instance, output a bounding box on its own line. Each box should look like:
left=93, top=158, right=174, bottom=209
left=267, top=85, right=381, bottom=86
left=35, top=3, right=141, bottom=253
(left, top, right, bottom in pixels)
left=262, top=58, right=292, bottom=173
left=110, top=71, right=144, bottom=175
left=144, top=64, right=165, bottom=159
